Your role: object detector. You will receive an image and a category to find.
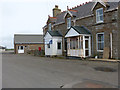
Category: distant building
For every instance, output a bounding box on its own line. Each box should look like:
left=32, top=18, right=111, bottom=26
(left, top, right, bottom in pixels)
left=43, top=1, right=120, bottom=59
left=0, top=46, right=6, bottom=52
left=14, top=34, right=44, bottom=54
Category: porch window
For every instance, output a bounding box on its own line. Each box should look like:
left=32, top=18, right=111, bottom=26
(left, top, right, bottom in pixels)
left=67, top=17, right=71, bottom=29
left=96, top=8, right=104, bottom=23
left=57, top=42, right=61, bottom=49
left=70, top=37, right=78, bottom=49
left=97, top=33, right=104, bottom=51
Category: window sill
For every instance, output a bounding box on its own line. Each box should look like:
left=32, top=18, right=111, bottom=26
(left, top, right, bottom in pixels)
left=67, top=27, right=71, bottom=29
left=97, top=50, right=104, bottom=52
left=95, top=21, right=104, bottom=25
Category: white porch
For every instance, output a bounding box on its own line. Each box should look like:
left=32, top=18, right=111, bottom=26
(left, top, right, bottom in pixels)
left=67, top=35, right=91, bottom=58
left=65, top=26, right=91, bottom=58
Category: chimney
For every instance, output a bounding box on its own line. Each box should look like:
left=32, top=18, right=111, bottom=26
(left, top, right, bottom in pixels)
left=53, top=5, right=61, bottom=17
left=102, top=0, right=108, bottom=2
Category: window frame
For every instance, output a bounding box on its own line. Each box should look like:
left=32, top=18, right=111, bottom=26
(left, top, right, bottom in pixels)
left=67, top=17, right=71, bottom=29
left=57, top=42, right=61, bottom=50
left=47, top=44, right=50, bottom=48
left=96, top=32, right=104, bottom=52
left=48, top=23, right=52, bottom=31
left=96, top=8, right=104, bottom=23
left=70, top=37, right=78, bottom=49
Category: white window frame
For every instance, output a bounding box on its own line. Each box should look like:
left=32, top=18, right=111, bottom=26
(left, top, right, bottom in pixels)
left=96, top=32, right=104, bottom=52
left=96, top=8, right=104, bottom=23
left=48, top=23, right=52, bottom=31
left=67, top=17, right=71, bottom=29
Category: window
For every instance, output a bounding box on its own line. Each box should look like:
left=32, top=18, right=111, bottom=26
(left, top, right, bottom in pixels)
left=47, top=44, right=50, bottom=48
left=57, top=42, right=61, bottom=49
left=67, top=17, right=71, bottom=29
left=48, top=23, right=52, bottom=31
left=97, top=33, right=104, bottom=51
left=21, top=46, right=23, bottom=50
left=96, top=8, right=104, bottom=23
left=18, top=46, right=19, bottom=49
left=70, top=37, right=78, bottom=49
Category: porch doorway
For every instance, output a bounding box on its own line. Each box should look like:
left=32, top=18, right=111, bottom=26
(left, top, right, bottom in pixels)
left=18, top=46, right=24, bottom=53
left=85, top=36, right=90, bottom=57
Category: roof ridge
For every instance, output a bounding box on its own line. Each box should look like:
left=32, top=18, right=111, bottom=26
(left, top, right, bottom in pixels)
left=70, top=1, right=92, bottom=10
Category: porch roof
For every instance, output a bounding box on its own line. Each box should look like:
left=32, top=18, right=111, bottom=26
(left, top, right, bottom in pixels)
left=71, top=26, right=91, bottom=35
left=48, top=31, right=62, bottom=37
left=65, top=26, right=91, bottom=38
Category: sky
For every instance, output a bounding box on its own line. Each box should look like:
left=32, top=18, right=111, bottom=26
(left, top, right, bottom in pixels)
left=0, top=0, right=91, bottom=49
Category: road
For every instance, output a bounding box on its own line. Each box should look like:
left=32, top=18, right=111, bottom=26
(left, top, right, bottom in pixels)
left=2, top=52, right=118, bottom=88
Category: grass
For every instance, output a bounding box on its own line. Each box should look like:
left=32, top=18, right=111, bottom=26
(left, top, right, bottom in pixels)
left=6, top=49, right=14, bottom=51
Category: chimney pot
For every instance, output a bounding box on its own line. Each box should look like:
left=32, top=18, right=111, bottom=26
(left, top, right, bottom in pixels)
left=55, top=5, right=58, bottom=8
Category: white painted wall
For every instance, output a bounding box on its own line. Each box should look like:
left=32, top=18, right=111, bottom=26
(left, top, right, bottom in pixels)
left=44, top=32, right=62, bottom=56
left=68, top=49, right=84, bottom=57
left=53, top=37, right=62, bottom=55
left=0, top=49, right=5, bottom=52
left=44, top=32, right=53, bottom=55
left=65, top=28, right=80, bottom=38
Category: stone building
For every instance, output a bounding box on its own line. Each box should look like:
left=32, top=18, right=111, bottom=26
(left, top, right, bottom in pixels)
left=14, top=34, right=44, bottom=54
left=43, top=1, right=120, bottom=59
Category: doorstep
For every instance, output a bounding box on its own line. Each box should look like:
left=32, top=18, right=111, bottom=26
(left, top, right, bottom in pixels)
left=88, top=58, right=120, bottom=63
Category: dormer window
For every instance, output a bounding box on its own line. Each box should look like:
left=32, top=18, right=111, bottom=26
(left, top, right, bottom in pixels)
left=96, top=8, right=104, bottom=23
left=48, top=23, right=52, bottom=31
left=67, top=17, right=71, bottom=29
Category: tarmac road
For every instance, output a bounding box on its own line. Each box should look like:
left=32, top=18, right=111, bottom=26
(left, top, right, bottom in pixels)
left=2, top=52, right=118, bottom=88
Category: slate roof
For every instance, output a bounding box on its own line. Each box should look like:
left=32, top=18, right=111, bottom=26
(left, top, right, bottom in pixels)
left=72, top=26, right=91, bottom=34
left=49, top=17, right=57, bottom=23
left=48, top=31, right=62, bottom=37
left=14, top=34, right=43, bottom=44
left=54, top=2, right=119, bottom=24
left=66, top=26, right=91, bottom=35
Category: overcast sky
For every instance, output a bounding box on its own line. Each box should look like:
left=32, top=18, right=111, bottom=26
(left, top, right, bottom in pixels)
left=0, top=0, right=91, bottom=49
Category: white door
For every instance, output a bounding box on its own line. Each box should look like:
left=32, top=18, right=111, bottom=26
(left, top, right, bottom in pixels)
left=18, top=46, right=24, bottom=53
left=84, top=36, right=91, bottom=57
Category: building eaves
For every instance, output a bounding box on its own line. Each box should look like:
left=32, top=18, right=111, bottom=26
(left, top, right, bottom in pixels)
left=48, top=31, right=63, bottom=37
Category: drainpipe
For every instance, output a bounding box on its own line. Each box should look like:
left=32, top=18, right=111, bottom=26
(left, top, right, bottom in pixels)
left=110, top=33, right=112, bottom=59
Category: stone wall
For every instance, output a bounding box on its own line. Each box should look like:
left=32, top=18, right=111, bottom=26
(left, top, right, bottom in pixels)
left=117, top=1, right=120, bottom=59
left=76, top=10, right=118, bottom=58
left=14, top=44, right=44, bottom=54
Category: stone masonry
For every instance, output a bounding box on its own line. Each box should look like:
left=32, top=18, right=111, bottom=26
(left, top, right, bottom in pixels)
left=43, top=2, right=120, bottom=59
